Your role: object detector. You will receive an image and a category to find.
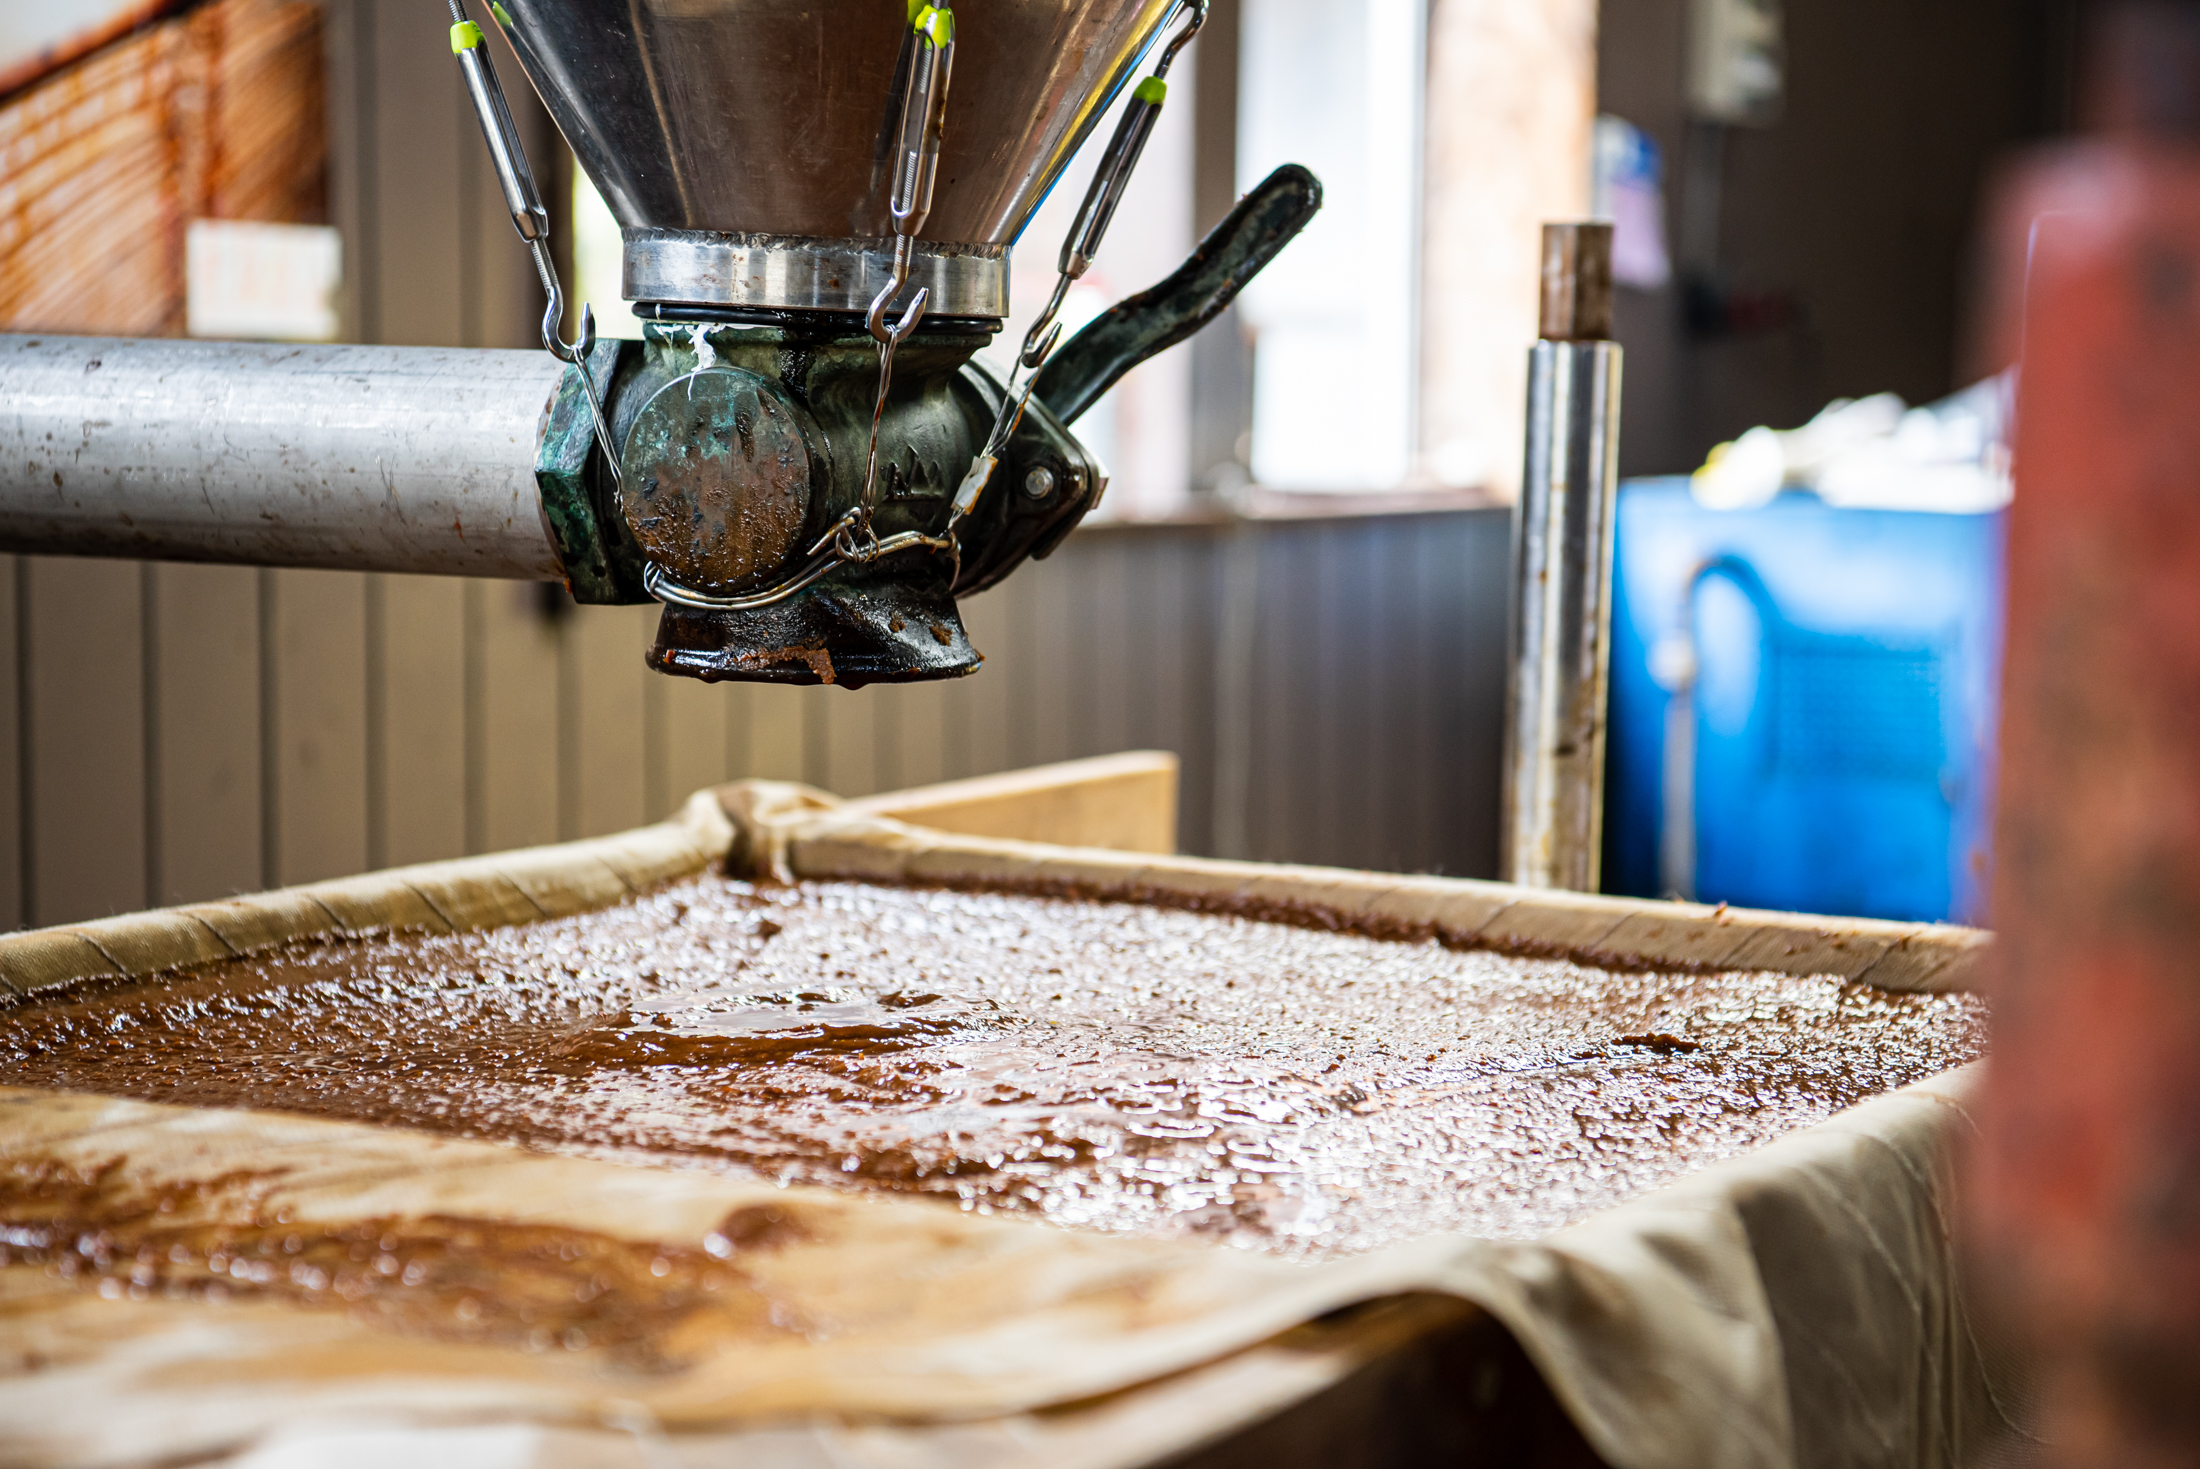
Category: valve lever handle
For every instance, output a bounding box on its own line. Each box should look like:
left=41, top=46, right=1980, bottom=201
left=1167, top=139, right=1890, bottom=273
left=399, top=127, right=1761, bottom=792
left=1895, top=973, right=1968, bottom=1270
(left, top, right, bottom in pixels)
left=1034, top=163, right=1322, bottom=427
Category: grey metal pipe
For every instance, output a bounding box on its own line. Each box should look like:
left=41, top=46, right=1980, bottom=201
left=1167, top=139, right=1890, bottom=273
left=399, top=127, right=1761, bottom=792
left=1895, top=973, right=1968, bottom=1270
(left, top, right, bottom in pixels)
left=0, top=335, right=567, bottom=579
left=1501, top=224, right=1624, bottom=891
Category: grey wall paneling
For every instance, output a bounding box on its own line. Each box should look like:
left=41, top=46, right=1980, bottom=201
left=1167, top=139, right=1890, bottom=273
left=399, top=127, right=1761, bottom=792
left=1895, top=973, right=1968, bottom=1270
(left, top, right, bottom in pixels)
left=658, top=671, right=732, bottom=820
left=953, top=582, right=1016, bottom=783
left=474, top=582, right=561, bottom=854
left=860, top=683, right=896, bottom=796
left=1357, top=521, right=1411, bottom=873
left=1153, top=530, right=1216, bottom=856
left=719, top=681, right=754, bottom=789
left=1409, top=523, right=1451, bottom=875
left=267, top=568, right=370, bottom=888
left=148, top=564, right=262, bottom=907
left=4, top=510, right=1512, bottom=926
left=1206, top=524, right=1258, bottom=859
left=373, top=574, right=468, bottom=868
left=363, top=0, right=461, bottom=351
left=820, top=678, right=878, bottom=800
left=1025, top=549, right=1077, bottom=768
left=1077, top=535, right=1134, bottom=761
left=990, top=568, right=1042, bottom=774
left=0, top=560, right=18, bottom=931
left=567, top=605, right=650, bottom=839
left=1255, top=528, right=1317, bottom=863
left=742, top=687, right=807, bottom=786
left=21, top=557, right=145, bottom=926
left=1311, top=525, right=1354, bottom=865
left=885, top=678, right=949, bottom=794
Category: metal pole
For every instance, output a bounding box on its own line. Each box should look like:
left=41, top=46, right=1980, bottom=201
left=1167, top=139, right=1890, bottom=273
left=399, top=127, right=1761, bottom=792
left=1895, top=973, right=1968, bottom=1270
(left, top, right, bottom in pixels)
left=0, top=334, right=566, bottom=580
left=1500, top=223, right=1624, bottom=890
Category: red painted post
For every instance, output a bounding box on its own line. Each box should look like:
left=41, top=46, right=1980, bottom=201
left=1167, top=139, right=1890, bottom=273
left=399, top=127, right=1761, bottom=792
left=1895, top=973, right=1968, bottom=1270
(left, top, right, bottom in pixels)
left=1976, top=143, right=2200, bottom=1463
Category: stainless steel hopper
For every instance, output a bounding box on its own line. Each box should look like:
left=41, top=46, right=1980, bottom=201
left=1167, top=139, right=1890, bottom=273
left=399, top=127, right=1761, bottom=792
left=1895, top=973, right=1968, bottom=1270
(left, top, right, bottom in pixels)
left=0, top=0, right=1322, bottom=689
left=497, top=0, right=1180, bottom=319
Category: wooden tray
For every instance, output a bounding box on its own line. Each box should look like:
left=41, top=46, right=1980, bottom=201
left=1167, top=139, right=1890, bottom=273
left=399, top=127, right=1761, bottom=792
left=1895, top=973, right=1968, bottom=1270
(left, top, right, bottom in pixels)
left=0, top=754, right=2006, bottom=1469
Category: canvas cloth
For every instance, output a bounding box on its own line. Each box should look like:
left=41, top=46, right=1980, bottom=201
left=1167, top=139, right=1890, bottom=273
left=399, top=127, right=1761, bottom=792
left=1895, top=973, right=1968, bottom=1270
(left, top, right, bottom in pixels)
left=0, top=781, right=2024, bottom=1468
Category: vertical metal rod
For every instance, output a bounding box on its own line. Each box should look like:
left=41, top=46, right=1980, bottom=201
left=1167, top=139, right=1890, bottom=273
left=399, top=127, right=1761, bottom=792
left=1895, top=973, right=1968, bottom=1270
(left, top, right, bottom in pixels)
left=1501, top=222, right=1624, bottom=891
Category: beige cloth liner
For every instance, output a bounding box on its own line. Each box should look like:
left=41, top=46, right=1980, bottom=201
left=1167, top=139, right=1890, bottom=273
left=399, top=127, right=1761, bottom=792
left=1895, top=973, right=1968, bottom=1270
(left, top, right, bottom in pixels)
left=770, top=793, right=1988, bottom=995
left=0, top=769, right=2019, bottom=1469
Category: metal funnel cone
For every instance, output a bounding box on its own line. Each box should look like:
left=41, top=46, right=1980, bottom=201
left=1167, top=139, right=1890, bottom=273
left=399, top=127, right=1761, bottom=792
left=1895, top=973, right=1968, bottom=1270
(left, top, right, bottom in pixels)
left=492, top=0, right=1183, bottom=318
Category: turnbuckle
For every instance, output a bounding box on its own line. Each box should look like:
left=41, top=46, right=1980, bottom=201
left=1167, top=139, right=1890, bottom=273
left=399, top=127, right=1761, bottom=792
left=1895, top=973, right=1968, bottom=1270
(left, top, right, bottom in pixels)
left=856, top=3, right=957, bottom=548
left=446, top=1, right=623, bottom=492
left=963, top=0, right=1207, bottom=511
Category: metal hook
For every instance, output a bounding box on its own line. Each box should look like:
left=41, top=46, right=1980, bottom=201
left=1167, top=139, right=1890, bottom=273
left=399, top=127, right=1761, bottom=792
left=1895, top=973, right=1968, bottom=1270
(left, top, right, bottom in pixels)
left=525, top=238, right=622, bottom=491
left=856, top=279, right=929, bottom=537
left=868, top=281, right=930, bottom=346
left=982, top=320, right=1061, bottom=462
left=545, top=287, right=593, bottom=366
left=524, top=239, right=582, bottom=362
left=1153, top=0, right=1209, bottom=79
left=866, top=232, right=932, bottom=345
left=1018, top=312, right=1065, bottom=375
left=450, top=2, right=624, bottom=495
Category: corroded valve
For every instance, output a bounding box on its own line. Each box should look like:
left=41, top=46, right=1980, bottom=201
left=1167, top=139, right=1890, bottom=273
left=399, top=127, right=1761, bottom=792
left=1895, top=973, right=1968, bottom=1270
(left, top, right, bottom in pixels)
left=532, top=167, right=1323, bottom=687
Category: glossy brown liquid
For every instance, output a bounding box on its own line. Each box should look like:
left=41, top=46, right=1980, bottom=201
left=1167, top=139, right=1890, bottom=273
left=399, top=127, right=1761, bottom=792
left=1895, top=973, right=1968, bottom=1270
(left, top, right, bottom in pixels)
left=0, top=1156, right=783, bottom=1365
left=0, top=878, right=1988, bottom=1258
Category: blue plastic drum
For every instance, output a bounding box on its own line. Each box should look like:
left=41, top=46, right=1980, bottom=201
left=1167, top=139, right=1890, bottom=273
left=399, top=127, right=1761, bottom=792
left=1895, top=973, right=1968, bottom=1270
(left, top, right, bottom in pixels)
left=1604, top=479, right=2005, bottom=924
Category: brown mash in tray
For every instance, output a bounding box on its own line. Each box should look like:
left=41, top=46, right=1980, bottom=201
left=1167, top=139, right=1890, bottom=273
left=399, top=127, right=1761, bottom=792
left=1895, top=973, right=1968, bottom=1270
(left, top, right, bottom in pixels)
left=0, top=878, right=1987, bottom=1259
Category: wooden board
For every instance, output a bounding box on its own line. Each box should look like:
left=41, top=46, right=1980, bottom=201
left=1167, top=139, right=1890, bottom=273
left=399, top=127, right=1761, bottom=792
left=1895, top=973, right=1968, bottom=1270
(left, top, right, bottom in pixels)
left=844, top=750, right=1180, bottom=855
left=0, top=0, right=325, bottom=336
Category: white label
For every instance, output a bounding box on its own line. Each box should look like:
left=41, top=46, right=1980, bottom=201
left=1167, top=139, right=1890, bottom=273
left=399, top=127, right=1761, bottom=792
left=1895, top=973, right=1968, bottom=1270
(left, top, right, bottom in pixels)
left=185, top=220, right=343, bottom=342
left=953, top=454, right=997, bottom=517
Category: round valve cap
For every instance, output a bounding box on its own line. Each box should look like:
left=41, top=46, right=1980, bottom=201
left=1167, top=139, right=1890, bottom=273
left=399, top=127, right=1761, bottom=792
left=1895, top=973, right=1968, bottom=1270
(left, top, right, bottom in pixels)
left=620, top=368, right=814, bottom=592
